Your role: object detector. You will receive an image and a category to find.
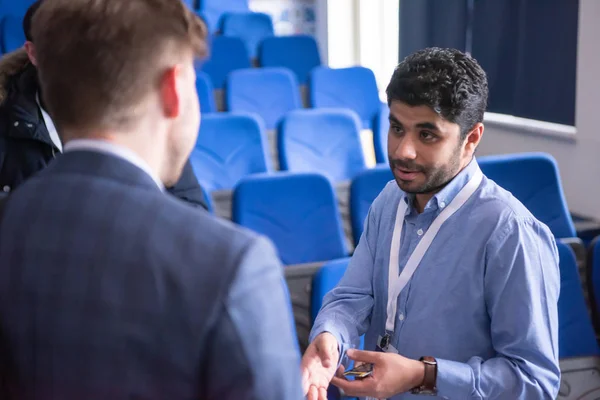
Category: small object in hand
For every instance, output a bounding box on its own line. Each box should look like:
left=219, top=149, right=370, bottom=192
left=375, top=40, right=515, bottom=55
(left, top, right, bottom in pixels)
left=343, top=363, right=373, bottom=379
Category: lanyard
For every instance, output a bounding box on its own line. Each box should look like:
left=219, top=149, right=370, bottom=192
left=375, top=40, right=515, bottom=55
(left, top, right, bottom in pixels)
left=385, top=169, right=483, bottom=332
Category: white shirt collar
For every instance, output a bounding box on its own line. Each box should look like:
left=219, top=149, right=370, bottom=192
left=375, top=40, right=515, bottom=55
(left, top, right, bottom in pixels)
left=63, top=139, right=165, bottom=191
left=36, top=92, right=63, bottom=152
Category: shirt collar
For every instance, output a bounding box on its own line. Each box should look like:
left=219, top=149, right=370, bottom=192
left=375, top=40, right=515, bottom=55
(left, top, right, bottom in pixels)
left=63, top=139, right=165, bottom=191
left=404, top=158, right=481, bottom=214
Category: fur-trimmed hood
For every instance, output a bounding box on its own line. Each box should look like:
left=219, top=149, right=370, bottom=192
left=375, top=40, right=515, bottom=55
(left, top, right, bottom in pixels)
left=0, top=48, right=31, bottom=105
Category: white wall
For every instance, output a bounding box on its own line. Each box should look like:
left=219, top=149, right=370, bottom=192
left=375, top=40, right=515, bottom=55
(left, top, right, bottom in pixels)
left=477, top=0, right=600, bottom=220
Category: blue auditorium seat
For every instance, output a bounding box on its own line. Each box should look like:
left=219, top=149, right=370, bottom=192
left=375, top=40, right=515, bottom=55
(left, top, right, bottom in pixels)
left=232, top=173, right=348, bottom=265
left=220, top=12, right=274, bottom=59
left=189, top=113, right=271, bottom=192
left=199, top=36, right=250, bottom=90
left=373, top=103, right=390, bottom=163
left=195, top=70, right=216, bottom=113
left=557, top=241, right=600, bottom=358
left=0, top=0, right=36, bottom=19
left=226, top=67, right=301, bottom=130
left=478, top=153, right=576, bottom=238
left=198, top=0, right=249, bottom=33
left=259, top=35, right=321, bottom=85
left=0, top=15, right=25, bottom=54
left=349, top=165, right=394, bottom=244
left=278, top=109, right=366, bottom=182
left=310, top=66, right=381, bottom=130
left=200, top=184, right=214, bottom=213
left=311, top=258, right=350, bottom=323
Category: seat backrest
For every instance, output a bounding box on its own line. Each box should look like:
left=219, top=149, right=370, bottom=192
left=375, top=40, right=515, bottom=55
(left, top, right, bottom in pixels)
left=227, top=67, right=301, bottom=130
left=310, top=258, right=350, bottom=322
left=310, top=66, right=381, bottom=130
left=557, top=240, right=600, bottom=358
left=278, top=109, right=366, bottom=183
left=259, top=35, right=321, bottom=85
left=478, top=152, right=576, bottom=238
left=198, top=0, right=249, bottom=33
left=195, top=70, right=216, bottom=114
left=373, top=103, right=390, bottom=164
left=189, top=113, right=271, bottom=192
left=221, top=12, right=274, bottom=59
left=199, top=35, right=250, bottom=90
left=232, top=172, right=348, bottom=265
left=0, top=16, right=25, bottom=54
left=0, top=0, right=35, bottom=19
left=349, top=165, right=394, bottom=244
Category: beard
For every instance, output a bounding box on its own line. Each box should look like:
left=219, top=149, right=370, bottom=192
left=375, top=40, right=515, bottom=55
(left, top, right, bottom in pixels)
left=389, top=146, right=463, bottom=195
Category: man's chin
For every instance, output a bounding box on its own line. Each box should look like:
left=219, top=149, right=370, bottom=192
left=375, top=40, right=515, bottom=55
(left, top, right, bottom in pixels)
left=395, top=179, right=424, bottom=194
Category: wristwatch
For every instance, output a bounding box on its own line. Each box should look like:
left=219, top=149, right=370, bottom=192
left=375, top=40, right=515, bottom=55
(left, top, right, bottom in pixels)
left=411, top=356, right=438, bottom=395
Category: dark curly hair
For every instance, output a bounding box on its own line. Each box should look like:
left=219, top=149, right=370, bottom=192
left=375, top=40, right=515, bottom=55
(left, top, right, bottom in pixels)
left=386, top=47, right=488, bottom=138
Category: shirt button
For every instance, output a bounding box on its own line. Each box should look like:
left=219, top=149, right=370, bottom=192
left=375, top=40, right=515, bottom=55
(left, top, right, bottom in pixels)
left=417, top=229, right=424, bottom=236
left=440, top=201, right=446, bottom=208
left=3, top=185, right=10, bottom=192
left=399, top=313, right=405, bottom=321
left=13, top=121, right=19, bottom=127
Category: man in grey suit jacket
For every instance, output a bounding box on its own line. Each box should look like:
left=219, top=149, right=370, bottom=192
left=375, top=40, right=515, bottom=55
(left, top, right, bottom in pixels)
left=0, top=0, right=302, bottom=399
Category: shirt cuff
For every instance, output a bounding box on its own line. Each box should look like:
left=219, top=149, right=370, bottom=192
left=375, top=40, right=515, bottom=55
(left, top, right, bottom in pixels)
left=436, top=358, right=475, bottom=399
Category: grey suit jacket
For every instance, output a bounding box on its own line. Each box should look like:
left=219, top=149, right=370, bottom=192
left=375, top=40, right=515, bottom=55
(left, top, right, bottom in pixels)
left=0, top=150, right=302, bottom=400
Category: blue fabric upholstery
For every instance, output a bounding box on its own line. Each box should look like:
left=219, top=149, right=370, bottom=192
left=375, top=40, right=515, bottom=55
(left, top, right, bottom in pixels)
left=278, top=109, right=366, bottom=183
left=478, top=153, right=576, bottom=238
left=0, top=16, right=25, bottom=54
left=195, top=70, right=216, bottom=114
left=0, top=0, right=35, bottom=18
left=557, top=240, right=600, bottom=358
left=310, top=258, right=350, bottom=323
left=310, top=66, right=380, bottom=130
left=220, top=12, right=274, bottom=58
left=232, top=172, right=348, bottom=265
left=259, top=35, right=321, bottom=85
left=199, top=35, right=250, bottom=90
left=349, top=165, right=394, bottom=244
left=198, top=0, right=249, bottom=32
left=227, top=67, right=301, bottom=130
left=189, top=113, right=271, bottom=192
left=373, top=103, right=390, bottom=164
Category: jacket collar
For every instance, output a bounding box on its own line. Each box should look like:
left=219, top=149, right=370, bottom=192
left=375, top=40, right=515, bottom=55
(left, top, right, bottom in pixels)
left=41, top=150, right=163, bottom=193
left=6, top=64, right=57, bottom=149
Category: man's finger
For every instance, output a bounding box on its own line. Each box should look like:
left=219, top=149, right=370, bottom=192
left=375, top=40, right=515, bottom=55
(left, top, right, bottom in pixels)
left=346, top=349, right=381, bottom=364
left=318, top=386, right=328, bottom=400
left=335, top=364, right=345, bottom=378
left=301, top=368, right=310, bottom=395
left=308, top=385, right=319, bottom=400
left=331, top=375, right=372, bottom=397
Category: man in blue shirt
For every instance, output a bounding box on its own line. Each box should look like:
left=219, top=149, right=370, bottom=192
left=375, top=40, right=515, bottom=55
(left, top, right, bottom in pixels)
left=301, top=48, right=561, bottom=399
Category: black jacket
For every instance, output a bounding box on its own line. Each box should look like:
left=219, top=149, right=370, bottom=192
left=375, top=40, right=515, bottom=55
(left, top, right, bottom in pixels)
left=0, top=50, right=208, bottom=210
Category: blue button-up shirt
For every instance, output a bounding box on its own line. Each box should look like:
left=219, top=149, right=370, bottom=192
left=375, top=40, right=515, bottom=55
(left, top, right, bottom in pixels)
left=310, top=159, right=561, bottom=399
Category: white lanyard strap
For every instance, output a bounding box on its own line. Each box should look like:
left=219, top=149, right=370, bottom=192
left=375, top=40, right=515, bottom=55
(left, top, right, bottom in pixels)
left=385, top=168, right=483, bottom=332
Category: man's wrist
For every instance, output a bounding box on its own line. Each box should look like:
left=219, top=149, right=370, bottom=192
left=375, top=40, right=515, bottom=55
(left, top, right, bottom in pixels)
left=410, top=357, right=438, bottom=395
left=411, top=359, right=426, bottom=388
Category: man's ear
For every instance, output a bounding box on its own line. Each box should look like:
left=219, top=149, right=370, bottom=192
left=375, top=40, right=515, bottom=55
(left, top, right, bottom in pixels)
left=24, top=41, right=37, bottom=66
left=464, top=122, right=484, bottom=154
left=159, top=65, right=182, bottom=119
